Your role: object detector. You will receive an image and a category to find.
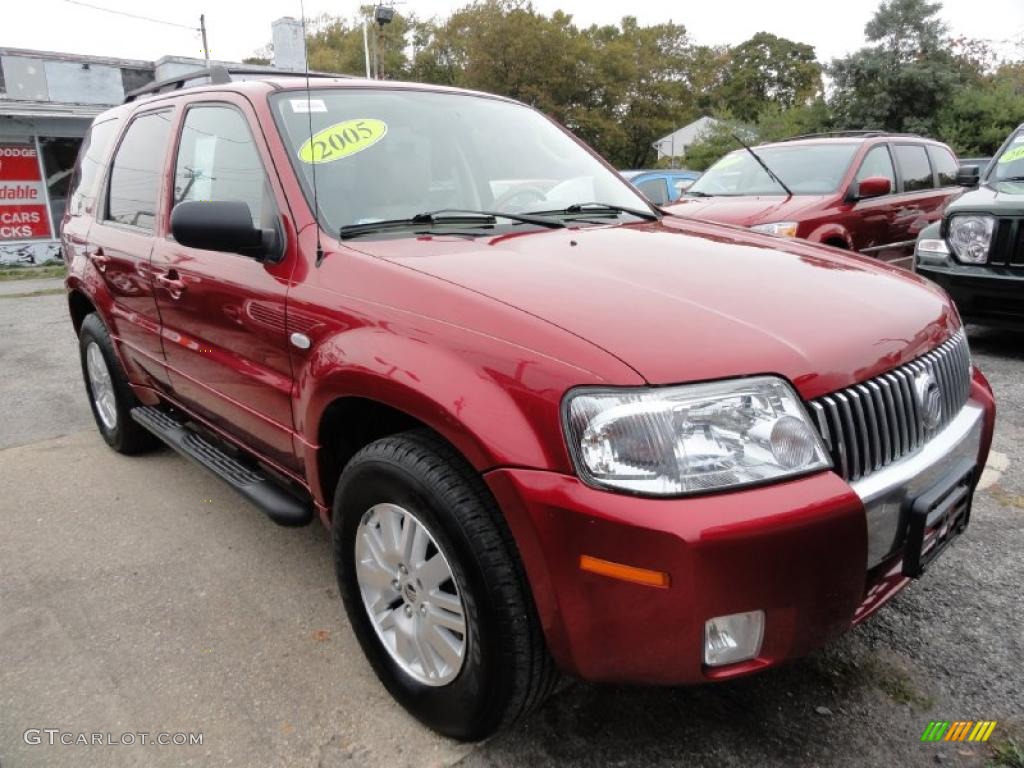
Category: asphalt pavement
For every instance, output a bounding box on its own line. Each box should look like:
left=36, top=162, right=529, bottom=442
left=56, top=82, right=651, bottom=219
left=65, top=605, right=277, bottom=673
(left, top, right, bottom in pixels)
left=1, top=288, right=1021, bottom=768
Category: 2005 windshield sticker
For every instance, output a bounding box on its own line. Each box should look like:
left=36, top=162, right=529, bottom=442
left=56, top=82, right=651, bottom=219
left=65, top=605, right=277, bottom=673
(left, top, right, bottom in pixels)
left=298, top=119, right=388, bottom=164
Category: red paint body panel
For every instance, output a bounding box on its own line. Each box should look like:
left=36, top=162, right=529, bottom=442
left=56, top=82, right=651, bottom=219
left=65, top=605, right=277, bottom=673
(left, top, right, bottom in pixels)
left=61, top=80, right=997, bottom=687
left=665, top=137, right=961, bottom=268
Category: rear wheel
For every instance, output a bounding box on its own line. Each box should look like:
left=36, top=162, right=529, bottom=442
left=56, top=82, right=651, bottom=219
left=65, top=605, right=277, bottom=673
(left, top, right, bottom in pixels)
left=78, top=313, right=157, bottom=454
left=332, top=430, right=557, bottom=740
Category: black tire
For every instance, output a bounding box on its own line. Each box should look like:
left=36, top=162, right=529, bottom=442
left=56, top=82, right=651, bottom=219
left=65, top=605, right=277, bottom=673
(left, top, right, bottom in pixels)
left=78, top=313, right=158, bottom=455
left=332, top=430, right=557, bottom=740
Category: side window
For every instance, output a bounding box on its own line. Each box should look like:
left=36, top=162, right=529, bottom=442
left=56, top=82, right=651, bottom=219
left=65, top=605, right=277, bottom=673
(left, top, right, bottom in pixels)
left=107, top=111, right=173, bottom=231
left=635, top=178, right=669, bottom=205
left=173, top=105, right=271, bottom=229
left=855, top=145, right=896, bottom=191
left=927, top=145, right=958, bottom=187
left=68, top=117, right=120, bottom=217
left=893, top=144, right=934, bottom=192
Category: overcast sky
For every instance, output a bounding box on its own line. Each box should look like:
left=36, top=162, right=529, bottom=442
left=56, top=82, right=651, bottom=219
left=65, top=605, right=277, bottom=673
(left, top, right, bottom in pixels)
left=6, top=0, right=1023, bottom=65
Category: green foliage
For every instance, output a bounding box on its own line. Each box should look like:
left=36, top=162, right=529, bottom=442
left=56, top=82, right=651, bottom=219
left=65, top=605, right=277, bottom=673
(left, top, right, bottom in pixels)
left=940, top=63, right=1024, bottom=155
left=827, top=0, right=979, bottom=136
left=243, top=0, right=1024, bottom=169
left=718, top=33, right=822, bottom=122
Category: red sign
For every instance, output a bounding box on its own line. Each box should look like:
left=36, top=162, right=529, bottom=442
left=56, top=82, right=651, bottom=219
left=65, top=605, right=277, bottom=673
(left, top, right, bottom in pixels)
left=0, top=143, right=51, bottom=241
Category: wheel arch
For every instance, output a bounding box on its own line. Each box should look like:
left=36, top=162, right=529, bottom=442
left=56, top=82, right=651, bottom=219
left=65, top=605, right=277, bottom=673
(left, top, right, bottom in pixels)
left=806, top=222, right=854, bottom=250
left=67, top=288, right=97, bottom=334
left=299, top=330, right=564, bottom=513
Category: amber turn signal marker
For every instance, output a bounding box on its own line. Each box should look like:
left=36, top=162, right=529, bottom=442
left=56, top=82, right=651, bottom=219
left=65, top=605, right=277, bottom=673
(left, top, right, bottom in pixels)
left=579, top=555, right=670, bottom=588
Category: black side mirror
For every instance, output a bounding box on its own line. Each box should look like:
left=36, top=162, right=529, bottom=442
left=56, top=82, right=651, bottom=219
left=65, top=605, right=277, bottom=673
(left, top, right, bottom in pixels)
left=955, top=164, right=981, bottom=187
left=170, top=200, right=278, bottom=259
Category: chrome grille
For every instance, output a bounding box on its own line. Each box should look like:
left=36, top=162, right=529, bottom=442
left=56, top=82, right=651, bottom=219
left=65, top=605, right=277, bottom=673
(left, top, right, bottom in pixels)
left=809, top=331, right=972, bottom=482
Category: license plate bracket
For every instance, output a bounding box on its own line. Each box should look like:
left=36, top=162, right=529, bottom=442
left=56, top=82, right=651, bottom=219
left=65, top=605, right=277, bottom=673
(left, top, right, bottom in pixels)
left=902, top=457, right=976, bottom=578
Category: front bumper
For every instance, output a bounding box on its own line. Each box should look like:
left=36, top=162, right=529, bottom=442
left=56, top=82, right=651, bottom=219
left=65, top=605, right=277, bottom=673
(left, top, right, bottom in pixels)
left=918, top=262, right=1024, bottom=328
left=484, top=368, right=995, bottom=685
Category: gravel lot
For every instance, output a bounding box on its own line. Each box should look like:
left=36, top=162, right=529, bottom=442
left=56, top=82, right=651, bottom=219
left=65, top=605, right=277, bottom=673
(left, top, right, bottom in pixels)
left=0, top=285, right=1021, bottom=768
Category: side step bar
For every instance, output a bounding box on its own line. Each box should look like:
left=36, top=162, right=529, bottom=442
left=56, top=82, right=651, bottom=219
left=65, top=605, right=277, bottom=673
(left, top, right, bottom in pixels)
left=131, top=406, right=313, bottom=527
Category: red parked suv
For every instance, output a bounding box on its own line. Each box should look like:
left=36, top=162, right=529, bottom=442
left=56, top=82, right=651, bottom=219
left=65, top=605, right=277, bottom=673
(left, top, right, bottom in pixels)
left=666, top=132, right=963, bottom=268
left=61, top=69, right=995, bottom=740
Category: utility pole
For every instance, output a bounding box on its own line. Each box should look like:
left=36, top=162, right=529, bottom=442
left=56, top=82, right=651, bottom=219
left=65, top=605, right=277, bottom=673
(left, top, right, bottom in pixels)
left=200, top=14, right=209, bottom=62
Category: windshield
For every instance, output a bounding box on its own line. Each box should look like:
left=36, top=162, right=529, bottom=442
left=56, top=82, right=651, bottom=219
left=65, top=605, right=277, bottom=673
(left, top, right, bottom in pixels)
left=271, top=89, right=650, bottom=233
left=989, top=129, right=1024, bottom=181
left=688, top=144, right=859, bottom=197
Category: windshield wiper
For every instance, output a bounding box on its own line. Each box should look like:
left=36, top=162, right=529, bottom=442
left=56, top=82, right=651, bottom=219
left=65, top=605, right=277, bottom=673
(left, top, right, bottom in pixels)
left=732, top=132, right=793, bottom=198
left=526, top=202, right=660, bottom=221
left=684, top=189, right=714, bottom=198
left=339, top=209, right=564, bottom=240
left=997, top=175, right=1024, bottom=182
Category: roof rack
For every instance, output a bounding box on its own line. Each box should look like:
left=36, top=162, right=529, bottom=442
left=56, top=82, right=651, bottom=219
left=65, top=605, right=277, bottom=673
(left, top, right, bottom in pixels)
left=778, top=130, right=923, bottom=142
left=123, top=64, right=348, bottom=103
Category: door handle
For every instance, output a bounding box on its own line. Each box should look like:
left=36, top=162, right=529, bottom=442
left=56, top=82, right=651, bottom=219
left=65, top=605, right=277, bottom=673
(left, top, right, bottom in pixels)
left=156, top=270, right=187, bottom=299
left=88, top=248, right=110, bottom=272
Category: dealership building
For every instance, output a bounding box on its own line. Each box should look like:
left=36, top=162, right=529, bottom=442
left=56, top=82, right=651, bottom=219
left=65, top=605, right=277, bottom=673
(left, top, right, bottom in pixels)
left=0, top=18, right=305, bottom=264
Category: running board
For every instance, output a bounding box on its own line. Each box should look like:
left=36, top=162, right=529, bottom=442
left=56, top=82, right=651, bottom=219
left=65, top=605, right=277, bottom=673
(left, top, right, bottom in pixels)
left=130, top=406, right=313, bottom=527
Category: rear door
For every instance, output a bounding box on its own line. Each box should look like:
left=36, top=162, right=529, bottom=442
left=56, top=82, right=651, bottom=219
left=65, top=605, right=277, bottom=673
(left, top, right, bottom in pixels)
left=150, top=95, right=300, bottom=471
left=87, top=108, right=175, bottom=388
left=888, top=142, right=947, bottom=268
left=926, top=144, right=962, bottom=213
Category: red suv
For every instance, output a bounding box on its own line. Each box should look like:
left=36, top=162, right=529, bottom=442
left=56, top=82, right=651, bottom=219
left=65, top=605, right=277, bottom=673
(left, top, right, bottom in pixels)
left=62, top=70, right=994, bottom=740
left=666, top=132, right=963, bottom=268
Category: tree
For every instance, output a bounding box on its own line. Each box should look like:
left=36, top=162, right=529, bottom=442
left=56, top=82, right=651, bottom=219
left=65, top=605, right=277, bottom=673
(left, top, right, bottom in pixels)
left=718, top=33, right=822, bottom=122
left=828, top=0, right=965, bottom=136
left=940, top=63, right=1024, bottom=155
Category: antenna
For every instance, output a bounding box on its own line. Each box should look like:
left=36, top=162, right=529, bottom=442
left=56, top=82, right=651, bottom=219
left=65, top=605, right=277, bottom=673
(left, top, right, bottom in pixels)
left=299, top=0, right=326, bottom=267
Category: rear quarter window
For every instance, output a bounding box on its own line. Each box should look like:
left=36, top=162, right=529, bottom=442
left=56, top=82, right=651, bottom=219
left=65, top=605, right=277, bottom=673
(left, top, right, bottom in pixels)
left=893, top=144, right=934, bottom=192
left=927, top=145, right=958, bottom=187
left=68, top=117, right=120, bottom=217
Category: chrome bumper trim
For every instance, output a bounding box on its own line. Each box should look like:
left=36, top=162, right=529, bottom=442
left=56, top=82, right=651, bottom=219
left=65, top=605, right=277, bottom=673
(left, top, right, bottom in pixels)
left=851, top=401, right=984, bottom=568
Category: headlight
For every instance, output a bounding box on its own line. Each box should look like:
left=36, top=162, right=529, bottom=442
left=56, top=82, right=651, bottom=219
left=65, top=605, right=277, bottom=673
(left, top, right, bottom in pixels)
left=750, top=221, right=799, bottom=237
left=915, top=237, right=950, bottom=266
left=948, top=214, right=994, bottom=264
left=563, top=376, right=831, bottom=496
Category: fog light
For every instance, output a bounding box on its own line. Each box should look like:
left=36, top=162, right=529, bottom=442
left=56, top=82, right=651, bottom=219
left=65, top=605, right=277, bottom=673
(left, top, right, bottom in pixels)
left=704, top=610, right=764, bottom=667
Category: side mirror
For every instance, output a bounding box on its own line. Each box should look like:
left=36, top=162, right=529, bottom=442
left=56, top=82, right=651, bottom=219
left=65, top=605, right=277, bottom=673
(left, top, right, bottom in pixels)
left=955, top=164, right=981, bottom=187
left=170, top=200, right=278, bottom=259
left=855, top=176, right=891, bottom=200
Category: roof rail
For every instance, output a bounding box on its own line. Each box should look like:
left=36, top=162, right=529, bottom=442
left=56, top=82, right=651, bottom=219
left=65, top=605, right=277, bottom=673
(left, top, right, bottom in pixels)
left=778, top=130, right=923, bottom=142
left=123, top=64, right=347, bottom=103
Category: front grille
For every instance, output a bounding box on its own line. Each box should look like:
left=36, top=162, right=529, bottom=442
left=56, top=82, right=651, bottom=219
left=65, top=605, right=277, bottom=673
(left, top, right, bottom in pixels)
left=990, top=217, right=1024, bottom=268
left=808, top=330, right=972, bottom=482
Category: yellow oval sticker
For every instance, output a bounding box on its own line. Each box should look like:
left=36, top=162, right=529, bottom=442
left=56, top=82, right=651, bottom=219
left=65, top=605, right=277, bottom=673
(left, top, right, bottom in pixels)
left=298, top=119, right=388, bottom=164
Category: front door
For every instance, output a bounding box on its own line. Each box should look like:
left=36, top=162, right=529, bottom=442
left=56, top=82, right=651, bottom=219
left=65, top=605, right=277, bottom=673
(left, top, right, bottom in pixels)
left=151, top=97, right=300, bottom=471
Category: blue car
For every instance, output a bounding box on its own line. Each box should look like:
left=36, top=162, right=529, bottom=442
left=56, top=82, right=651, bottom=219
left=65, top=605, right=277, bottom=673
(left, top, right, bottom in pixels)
left=621, top=169, right=701, bottom=205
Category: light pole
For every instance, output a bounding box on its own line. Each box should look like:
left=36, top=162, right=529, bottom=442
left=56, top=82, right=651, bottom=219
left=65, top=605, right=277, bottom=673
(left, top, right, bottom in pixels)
left=373, top=5, right=394, bottom=79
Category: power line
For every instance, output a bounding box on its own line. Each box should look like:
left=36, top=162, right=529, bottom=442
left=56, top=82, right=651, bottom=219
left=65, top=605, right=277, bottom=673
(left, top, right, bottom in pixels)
left=61, top=0, right=198, bottom=31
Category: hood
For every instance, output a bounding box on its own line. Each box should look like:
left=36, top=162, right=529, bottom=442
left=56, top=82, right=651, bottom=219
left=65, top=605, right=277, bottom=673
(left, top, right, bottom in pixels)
left=946, top=181, right=1024, bottom=216
left=350, top=218, right=958, bottom=400
left=664, top=194, right=832, bottom=227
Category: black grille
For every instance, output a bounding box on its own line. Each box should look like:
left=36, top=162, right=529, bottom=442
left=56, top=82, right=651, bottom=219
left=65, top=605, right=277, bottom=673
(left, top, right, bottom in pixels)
left=990, top=217, right=1024, bottom=268
left=808, top=331, right=972, bottom=482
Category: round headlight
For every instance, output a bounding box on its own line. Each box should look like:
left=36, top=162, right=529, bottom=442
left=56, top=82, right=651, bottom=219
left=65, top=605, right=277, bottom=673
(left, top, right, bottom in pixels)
left=948, top=215, right=994, bottom=264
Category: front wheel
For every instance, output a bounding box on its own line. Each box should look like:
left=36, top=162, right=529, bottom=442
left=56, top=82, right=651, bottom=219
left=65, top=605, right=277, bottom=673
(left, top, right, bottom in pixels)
left=332, top=430, right=557, bottom=740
